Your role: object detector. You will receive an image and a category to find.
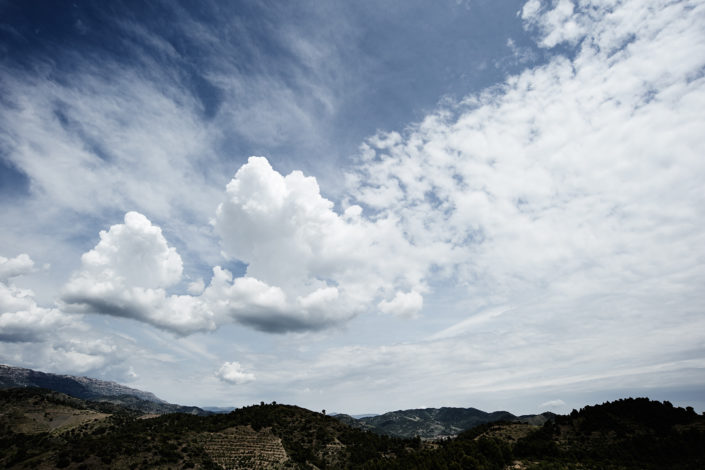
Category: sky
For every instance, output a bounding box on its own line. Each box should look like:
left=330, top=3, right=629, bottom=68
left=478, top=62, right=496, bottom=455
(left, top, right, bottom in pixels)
left=1, top=0, right=704, bottom=416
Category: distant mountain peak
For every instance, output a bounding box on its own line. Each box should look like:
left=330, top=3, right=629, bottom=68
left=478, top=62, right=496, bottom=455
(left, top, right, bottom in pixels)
left=0, top=364, right=208, bottom=415
left=0, top=364, right=162, bottom=402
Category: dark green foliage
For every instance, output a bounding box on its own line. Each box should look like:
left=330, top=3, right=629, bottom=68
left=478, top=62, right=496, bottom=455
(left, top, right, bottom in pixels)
left=1, top=390, right=703, bottom=469
left=513, top=421, right=559, bottom=457
left=345, top=406, right=521, bottom=439
left=217, top=402, right=416, bottom=467
left=515, top=397, right=705, bottom=469
left=358, top=435, right=512, bottom=470
left=0, top=389, right=220, bottom=469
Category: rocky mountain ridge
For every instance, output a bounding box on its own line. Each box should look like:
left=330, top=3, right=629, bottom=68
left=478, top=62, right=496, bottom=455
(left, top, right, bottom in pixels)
left=0, top=364, right=208, bottom=416
left=0, top=364, right=161, bottom=402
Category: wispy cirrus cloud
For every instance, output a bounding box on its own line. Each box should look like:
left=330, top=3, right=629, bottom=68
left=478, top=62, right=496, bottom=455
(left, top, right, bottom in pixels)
left=322, top=0, right=705, bottom=410
left=347, top=0, right=705, bottom=314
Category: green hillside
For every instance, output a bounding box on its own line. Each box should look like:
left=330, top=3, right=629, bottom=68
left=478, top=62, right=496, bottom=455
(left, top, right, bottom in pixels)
left=0, top=389, right=421, bottom=469
left=335, top=407, right=554, bottom=439
left=1, top=389, right=703, bottom=469
left=512, top=397, right=705, bottom=469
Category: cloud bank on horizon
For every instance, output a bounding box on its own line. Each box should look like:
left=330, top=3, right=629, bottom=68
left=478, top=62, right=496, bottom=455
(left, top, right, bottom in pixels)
left=1, top=0, right=704, bottom=414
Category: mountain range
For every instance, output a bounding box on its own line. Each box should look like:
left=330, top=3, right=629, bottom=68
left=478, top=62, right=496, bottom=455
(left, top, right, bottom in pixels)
left=0, top=364, right=208, bottom=416
left=1, top=386, right=703, bottom=469
left=1, top=364, right=704, bottom=469
left=334, top=407, right=555, bottom=439
left=1, top=364, right=552, bottom=439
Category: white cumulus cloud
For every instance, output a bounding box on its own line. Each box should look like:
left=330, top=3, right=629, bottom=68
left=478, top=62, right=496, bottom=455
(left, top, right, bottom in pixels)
left=0, top=254, right=131, bottom=376
left=216, top=361, right=255, bottom=385
left=0, top=254, right=80, bottom=343
left=212, top=156, right=438, bottom=332
left=77, top=211, right=183, bottom=288
left=61, top=212, right=216, bottom=335
left=378, top=291, right=423, bottom=318
left=59, top=181, right=437, bottom=334
left=522, top=0, right=586, bottom=48
left=0, top=254, right=34, bottom=281
left=0, top=282, right=78, bottom=343
left=58, top=157, right=443, bottom=335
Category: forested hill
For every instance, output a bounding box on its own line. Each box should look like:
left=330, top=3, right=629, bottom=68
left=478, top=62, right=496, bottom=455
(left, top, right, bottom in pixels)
left=334, top=407, right=555, bottom=439
left=0, top=388, right=425, bottom=469
left=1, top=389, right=703, bottom=469
left=512, top=397, right=705, bottom=469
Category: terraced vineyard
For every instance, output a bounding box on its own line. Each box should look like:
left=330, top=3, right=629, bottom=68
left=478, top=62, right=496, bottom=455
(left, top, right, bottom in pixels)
left=200, top=426, right=289, bottom=469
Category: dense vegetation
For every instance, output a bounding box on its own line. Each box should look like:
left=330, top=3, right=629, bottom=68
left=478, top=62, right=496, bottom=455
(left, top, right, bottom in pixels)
left=0, top=390, right=419, bottom=469
left=1, top=389, right=703, bottom=469
left=334, top=407, right=524, bottom=439
left=513, top=397, right=705, bottom=469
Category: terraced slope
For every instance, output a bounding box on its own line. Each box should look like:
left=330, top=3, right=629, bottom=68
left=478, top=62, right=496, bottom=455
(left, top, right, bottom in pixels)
left=200, top=426, right=289, bottom=469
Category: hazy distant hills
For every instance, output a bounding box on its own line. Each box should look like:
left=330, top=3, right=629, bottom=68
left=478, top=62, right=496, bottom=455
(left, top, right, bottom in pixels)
left=202, top=406, right=237, bottom=414
left=0, top=364, right=208, bottom=416
left=334, top=407, right=556, bottom=439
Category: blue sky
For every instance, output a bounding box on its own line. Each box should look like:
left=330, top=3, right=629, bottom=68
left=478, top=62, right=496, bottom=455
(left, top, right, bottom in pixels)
left=1, top=0, right=704, bottom=415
